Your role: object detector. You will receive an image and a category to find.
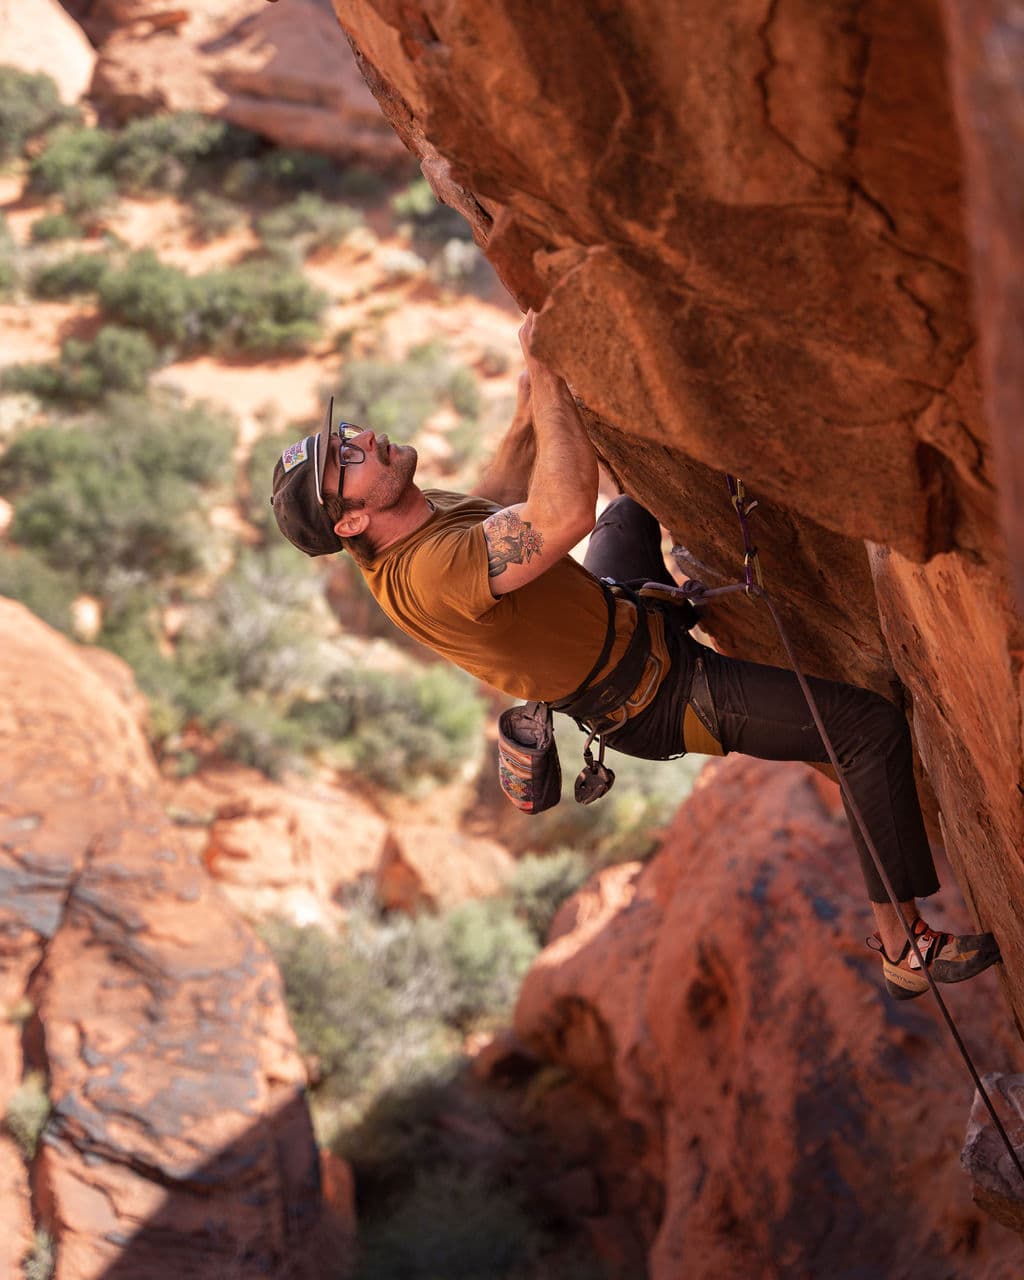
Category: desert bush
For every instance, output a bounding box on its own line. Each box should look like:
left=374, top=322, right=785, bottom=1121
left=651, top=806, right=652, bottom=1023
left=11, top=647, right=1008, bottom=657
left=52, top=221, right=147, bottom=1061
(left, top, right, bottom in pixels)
left=191, top=263, right=326, bottom=354
left=391, top=176, right=472, bottom=245
left=31, top=250, right=108, bottom=298
left=256, top=192, right=364, bottom=262
left=1, top=395, right=234, bottom=590
left=3, top=1072, right=50, bottom=1159
left=335, top=341, right=480, bottom=438
left=0, top=213, right=18, bottom=295
left=262, top=918, right=413, bottom=1091
left=29, top=211, right=83, bottom=243
left=188, top=191, right=244, bottom=242
left=354, top=1166, right=537, bottom=1280
left=0, top=66, right=79, bottom=162
left=98, top=250, right=198, bottom=345
left=440, top=897, right=538, bottom=1022
left=0, top=546, right=77, bottom=633
left=112, top=112, right=240, bottom=194
left=3, top=326, right=159, bottom=404
left=294, top=660, right=486, bottom=789
left=28, top=123, right=114, bottom=197
left=508, top=849, right=590, bottom=944
left=22, top=1229, right=55, bottom=1280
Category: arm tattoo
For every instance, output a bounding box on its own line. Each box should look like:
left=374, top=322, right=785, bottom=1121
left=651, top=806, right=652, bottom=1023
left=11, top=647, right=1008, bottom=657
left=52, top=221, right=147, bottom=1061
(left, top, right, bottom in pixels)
left=484, top=510, right=545, bottom=578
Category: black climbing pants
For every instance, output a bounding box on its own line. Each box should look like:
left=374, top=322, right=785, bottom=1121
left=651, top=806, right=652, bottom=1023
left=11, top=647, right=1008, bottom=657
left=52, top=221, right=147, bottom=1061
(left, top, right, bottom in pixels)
left=582, top=496, right=940, bottom=905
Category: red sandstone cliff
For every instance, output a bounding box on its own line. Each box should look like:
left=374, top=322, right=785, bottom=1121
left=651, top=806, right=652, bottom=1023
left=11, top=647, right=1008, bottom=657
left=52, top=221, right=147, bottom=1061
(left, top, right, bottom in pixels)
left=0, top=599, right=321, bottom=1278
left=513, top=757, right=1022, bottom=1278
left=328, top=0, right=1024, bottom=1025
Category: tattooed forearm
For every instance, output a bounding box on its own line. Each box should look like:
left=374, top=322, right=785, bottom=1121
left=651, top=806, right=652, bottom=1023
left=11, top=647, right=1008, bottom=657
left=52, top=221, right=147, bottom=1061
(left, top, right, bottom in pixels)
left=484, top=509, right=545, bottom=578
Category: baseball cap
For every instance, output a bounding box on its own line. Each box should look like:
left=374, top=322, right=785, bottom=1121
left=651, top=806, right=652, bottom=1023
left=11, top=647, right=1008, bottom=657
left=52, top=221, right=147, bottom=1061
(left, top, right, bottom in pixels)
left=270, top=397, right=346, bottom=556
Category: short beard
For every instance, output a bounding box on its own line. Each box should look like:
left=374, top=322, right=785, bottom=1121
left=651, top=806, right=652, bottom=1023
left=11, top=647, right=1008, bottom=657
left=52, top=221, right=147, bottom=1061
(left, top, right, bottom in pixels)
left=341, top=530, right=377, bottom=567
left=372, top=445, right=417, bottom=512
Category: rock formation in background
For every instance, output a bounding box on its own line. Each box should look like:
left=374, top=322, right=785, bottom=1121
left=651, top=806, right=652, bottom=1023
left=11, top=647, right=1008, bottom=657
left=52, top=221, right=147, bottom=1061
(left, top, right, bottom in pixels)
left=1, top=0, right=97, bottom=101
left=514, top=757, right=1022, bottom=1278
left=0, top=599, right=321, bottom=1278
left=67, top=0, right=409, bottom=162
left=328, top=0, right=1024, bottom=1033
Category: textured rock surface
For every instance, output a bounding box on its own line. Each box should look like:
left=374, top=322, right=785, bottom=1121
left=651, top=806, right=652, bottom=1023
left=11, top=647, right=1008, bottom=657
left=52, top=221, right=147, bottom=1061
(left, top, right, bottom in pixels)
left=375, top=820, right=514, bottom=913
left=331, top=0, right=1024, bottom=1036
left=516, top=756, right=1023, bottom=1278
left=0, top=599, right=320, bottom=1279
left=963, top=1073, right=1024, bottom=1235
left=0, top=0, right=97, bottom=103
left=78, top=0, right=408, bottom=161
left=168, top=764, right=389, bottom=931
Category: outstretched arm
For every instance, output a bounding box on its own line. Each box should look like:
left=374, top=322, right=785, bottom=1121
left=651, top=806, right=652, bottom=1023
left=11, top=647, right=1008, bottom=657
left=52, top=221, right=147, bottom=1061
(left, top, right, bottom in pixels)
left=482, top=311, right=599, bottom=597
left=470, top=370, right=536, bottom=506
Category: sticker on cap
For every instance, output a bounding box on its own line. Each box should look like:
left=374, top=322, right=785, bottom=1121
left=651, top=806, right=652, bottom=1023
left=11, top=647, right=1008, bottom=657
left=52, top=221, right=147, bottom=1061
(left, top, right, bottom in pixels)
left=281, top=438, right=309, bottom=472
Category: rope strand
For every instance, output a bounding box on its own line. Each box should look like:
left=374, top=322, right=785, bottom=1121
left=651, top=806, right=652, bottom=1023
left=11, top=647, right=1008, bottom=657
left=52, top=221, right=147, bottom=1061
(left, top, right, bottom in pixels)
left=717, top=475, right=1024, bottom=1187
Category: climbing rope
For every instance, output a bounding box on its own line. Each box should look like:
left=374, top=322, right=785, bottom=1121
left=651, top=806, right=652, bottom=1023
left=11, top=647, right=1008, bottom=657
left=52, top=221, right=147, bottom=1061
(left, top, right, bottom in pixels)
left=699, top=474, right=1024, bottom=1188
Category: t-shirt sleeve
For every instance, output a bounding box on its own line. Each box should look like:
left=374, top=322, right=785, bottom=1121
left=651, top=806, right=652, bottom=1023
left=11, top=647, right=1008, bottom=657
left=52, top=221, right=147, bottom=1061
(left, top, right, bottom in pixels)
left=409, top=521, right=500, bottom=622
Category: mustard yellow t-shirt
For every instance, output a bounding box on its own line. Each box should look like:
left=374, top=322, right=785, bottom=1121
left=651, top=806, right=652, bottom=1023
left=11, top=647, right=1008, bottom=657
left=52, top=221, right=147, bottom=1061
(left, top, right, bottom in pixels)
left=358, top=490, right=635, bottom=702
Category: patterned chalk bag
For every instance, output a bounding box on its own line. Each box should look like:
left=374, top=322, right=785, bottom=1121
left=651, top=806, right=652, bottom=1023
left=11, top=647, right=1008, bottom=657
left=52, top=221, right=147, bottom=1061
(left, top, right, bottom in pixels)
left=497, top=700, right=562, bottom=814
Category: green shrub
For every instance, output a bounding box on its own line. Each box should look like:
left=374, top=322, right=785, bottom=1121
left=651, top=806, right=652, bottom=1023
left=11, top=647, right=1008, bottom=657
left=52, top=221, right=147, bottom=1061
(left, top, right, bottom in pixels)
left=256, top=192, right=364, bottom=261
left=28, top=123, right=114, bottom=197
left=188, top=191, right=244, bottom=242
left=29, top=212, right=83, bottom=243
left=98, top=250, right=198, bottom=345
left=440, top=898, right=538, bottom=1022
left=112, top=112, right=237, bottom=194
left=3, top=1072, right=50, bottom=1159
left=191, top=263, right=326, bottom=354
left=336, top=341, right=480, bottom=438
left=98, top=253, right=326, bottom=354
left=391, top=176, right=472, bottom=244
left=0, top=546, right=77, bottom=633
left=508, top=850, right=590, bottom=944
left=2, top=327, right=159, bottom=404
left=31, top=250, right=108, bottom=298
left=0, top=66, right=79, bottom=162
left=261, top=918, right=409, bottom=1090
left=295, top=661, right=486, bottom=789
left=0, top=213, right=18, bottom=295
left=0, top=395, right=235, bottom=590
left=60, top=173, right=117, bottom=218
left=22, top=1228, right=55, bottom=1280
left=354, top=1167, right=537, bottom=1280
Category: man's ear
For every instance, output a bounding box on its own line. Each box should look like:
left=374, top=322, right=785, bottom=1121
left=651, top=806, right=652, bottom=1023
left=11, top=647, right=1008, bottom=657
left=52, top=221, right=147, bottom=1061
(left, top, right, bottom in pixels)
left=333, top=508, right=370, bottom=538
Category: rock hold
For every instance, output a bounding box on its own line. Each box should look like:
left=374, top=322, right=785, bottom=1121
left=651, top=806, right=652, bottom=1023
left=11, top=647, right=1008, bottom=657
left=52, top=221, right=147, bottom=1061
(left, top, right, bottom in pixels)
left=963, top=1073, right=1024, bottom=1235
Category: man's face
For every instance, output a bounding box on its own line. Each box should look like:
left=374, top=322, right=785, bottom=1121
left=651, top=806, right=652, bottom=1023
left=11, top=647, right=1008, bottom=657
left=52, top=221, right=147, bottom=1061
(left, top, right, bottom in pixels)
left=324, top=428, right=417, bottom=513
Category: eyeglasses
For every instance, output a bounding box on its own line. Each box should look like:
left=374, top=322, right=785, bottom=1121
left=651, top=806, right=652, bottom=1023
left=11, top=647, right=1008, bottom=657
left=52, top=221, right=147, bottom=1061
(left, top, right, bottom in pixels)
left=322, top=395, right=366, bottom=500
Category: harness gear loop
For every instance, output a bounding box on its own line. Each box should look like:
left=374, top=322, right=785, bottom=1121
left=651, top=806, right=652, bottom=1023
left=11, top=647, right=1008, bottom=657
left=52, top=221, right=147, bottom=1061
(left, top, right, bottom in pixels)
left=720, top=472, right=1024, bottom=1189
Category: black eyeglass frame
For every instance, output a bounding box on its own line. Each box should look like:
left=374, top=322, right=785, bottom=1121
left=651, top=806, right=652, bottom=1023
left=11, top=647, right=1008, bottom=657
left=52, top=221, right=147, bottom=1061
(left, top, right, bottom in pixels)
left=322, top=396, right=366, bottom=502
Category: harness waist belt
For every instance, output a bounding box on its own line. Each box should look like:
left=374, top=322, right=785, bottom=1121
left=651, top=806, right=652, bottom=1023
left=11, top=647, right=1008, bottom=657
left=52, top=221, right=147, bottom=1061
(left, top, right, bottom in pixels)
left=551, top=598, right=651, bottom=723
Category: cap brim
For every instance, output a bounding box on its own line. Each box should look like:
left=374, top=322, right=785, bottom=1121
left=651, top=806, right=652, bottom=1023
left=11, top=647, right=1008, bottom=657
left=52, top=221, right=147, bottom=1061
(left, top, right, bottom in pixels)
left=314, top=394, right=333, bottom=506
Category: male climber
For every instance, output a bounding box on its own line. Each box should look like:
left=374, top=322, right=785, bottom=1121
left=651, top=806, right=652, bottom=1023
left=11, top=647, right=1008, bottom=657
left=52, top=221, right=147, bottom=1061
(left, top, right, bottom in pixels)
left=271, top=310, right=1000, bottom=1001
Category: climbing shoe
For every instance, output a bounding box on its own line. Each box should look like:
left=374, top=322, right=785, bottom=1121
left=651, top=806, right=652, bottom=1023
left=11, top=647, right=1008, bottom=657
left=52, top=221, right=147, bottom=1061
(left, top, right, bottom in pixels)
left=867, top=917, right=1001, bottom=1001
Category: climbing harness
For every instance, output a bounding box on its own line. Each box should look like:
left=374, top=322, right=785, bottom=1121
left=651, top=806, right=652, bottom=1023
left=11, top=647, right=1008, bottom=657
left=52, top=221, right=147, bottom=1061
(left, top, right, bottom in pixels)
left=690, top=474, right=1024, bottom=1189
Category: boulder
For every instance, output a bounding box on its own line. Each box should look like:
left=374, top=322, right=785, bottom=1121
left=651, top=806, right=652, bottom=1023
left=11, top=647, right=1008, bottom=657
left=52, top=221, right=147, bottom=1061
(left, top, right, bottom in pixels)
left=0, top=0, right=96, bottom=103
left=515, top=756, right=1023, bottom=1278
left=962, top=1073, right=1024, bottom=1235
left=0, top=598, right=320, bottom=1278
left=83, top=0, right=409, bottom=163
left=168, top=764, right=390, bottom=930
left=375, top=821, right=514, bottom=913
